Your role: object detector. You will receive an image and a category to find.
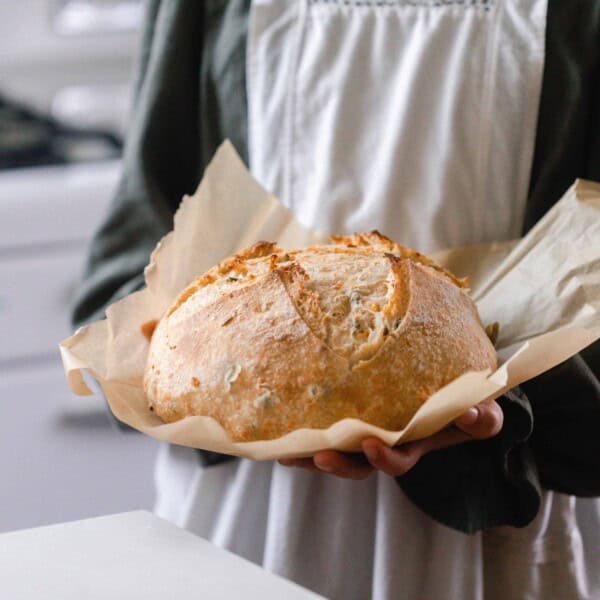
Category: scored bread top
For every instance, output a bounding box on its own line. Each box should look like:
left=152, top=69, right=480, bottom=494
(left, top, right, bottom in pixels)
left=166, top=231, right=467, bottom=365
left=144, top=231, right=495, bottom=442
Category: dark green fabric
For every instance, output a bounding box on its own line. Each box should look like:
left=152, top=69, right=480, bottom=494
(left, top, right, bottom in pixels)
left=72, top=0, right=205, bottom=326
left=518, top=0, right=600, bottom=491
left=519, top=0, right=600, bottom=494
left=397, top=389, right=541, bottom=533
left=522, top=344, right=600, bottom=497
left=525, top=0, right=600, bottom=229
left=72, top=0, right=600, bottom=532
left=200, top=0, right=250, bottom=167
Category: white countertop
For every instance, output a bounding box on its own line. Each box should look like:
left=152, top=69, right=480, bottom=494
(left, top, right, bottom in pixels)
left=0, top=511, right=324, bottom=599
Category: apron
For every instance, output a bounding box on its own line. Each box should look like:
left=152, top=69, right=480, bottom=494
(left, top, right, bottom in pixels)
left=154, top=1, right=599, bottom=598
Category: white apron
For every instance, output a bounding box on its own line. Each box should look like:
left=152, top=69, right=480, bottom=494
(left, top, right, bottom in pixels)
left=154, top=1, right=599, bottom=598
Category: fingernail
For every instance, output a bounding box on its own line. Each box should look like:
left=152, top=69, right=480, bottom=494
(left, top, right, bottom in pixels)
left=457, top=407, right=479, bottom=426
left=278, top=459, right=292, bottom=466
left=314, top=458, right=333, bottom=472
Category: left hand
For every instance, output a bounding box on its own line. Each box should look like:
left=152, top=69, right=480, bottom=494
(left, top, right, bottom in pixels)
left=278, top=399, right=503, bottom=480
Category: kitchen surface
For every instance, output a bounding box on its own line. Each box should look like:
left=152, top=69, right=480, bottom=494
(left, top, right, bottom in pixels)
left=0, top=0, right=158, bottom=534
left=0, top=511, right=324, bottom=599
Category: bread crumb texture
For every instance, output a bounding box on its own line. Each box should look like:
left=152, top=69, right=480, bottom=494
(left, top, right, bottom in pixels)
left=144, top=231, right=496, bottom=441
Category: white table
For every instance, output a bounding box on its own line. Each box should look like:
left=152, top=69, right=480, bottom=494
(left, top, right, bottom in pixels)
left=0, top=511, right=324, bottom=599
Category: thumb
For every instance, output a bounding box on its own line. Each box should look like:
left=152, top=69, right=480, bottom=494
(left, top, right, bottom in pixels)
left=454, top=401, right=504, bottom=440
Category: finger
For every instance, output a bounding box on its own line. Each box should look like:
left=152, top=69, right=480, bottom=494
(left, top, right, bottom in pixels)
left=454, top=399, right=503, bottom=439
left=278, top=458, right=320, bottom=472
left=313, top=450, right=374, bottom=480
left=361, top=438, right=424, bottom=477
left=416, top=414, right=500, bottom=456
left=416, top=427, right=472, bottom=453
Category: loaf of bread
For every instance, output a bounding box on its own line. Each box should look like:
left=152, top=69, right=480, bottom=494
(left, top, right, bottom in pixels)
left=143, top=231, right=497, bottom=441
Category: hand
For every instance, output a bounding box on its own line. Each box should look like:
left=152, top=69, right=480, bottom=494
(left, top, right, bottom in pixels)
left=278, top=399, right=503, bottom=480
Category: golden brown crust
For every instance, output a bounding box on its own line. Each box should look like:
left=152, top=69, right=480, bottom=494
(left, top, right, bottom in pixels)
left=329, top=230, right=469, bottom=288
left=144, top=234, right=496, bottom=441
left=166, top=240, right=281, bottom=317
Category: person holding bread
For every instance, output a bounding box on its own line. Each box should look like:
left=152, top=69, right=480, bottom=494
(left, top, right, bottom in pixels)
left=73, top=2, right=600, bottom=599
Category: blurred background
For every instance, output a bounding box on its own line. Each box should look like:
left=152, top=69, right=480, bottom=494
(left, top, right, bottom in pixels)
left=0, top=0, right=159, bottom=533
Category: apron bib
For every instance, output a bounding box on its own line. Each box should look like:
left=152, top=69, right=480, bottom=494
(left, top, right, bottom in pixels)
left=155, top=2, right=597, bottom=599
left=247, top=0, right=547, bottom=251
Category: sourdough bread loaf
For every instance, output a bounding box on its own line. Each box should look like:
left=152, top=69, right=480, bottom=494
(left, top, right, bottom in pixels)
left=143, top=231, right=497, bottom=441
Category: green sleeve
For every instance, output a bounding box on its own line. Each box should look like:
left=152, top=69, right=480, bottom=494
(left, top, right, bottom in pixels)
left=520, top=0, right=600, bottom=498
left=72, top=0, right=247, bottom=467
left=72, top=0, right=204, bottom=327
left=397, top=389, right=541, bottom=534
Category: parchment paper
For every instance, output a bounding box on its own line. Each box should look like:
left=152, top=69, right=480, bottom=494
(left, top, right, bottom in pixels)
left=60, top=141, right=600, bottom=459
